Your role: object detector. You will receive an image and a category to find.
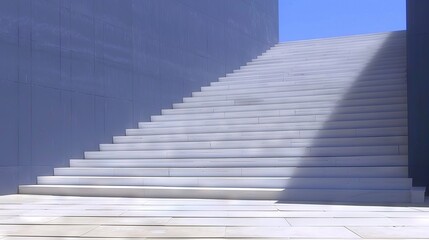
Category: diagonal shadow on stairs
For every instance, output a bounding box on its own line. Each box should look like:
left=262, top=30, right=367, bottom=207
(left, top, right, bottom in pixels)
left=276, top=31, right=410, bottom=204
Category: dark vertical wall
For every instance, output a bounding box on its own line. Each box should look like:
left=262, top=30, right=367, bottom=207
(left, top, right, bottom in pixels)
left=407, top=0, right=429, bottom=190
left=0, top=0, right=278, bottom=194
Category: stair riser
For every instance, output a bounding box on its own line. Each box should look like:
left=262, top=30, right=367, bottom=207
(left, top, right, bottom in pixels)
left=218, top=71, right=405, bottom=84
left=54, top=167, right=408, bottom=178
left=18, top=185, right=413, bottom=203
left=204, top=77, right=405, bottom=92
left=266, top=44, right=405, bottom=54
left=70, top=155, right=408, bottom=168
left=101, top=136, right=408, bottom=151
left=84, top=145, right=407, bottom=159
left=116, top=127, right=407, bottom=143
left=248, top=58, right=405, bottom=69
left=216, top=75, right=406, bottom=89
left=193, top=83, right=406, bottom=97
left=37, top=177, right=412, bottom=190
left=274, top=36, right=405, bottom=47
left=275, top=39, right=405, bottom=49
left=235, top=63, right=406, bottom=75
left=234, top=63, right=405, bottom=76
left=183, top=89, right=405, bottom=104
left=224, top=69, right=405, bottom=83
left=244, top=57, right=405, bottom=68
left=261, top=43, right=404, bottom=53
left=263, top=43, right=405, bottom=54
left=275, top=35, right=404, bottom=46
left=255, top=51, right=405, bottom=61
left=152, top=104, right=407, bottom=122
left=128, top=119, right=407, bottom=136
left=165, top=97, right=407, bottom=115
left=141, top=111, right=407, bottom=128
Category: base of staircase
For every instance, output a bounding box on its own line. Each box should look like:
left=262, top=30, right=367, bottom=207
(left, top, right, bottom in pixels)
left=19, top=185, right=425, bottom=204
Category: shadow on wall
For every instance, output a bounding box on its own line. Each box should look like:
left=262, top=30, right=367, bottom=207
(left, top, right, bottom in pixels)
left=276, top=31, right=409, bottom=204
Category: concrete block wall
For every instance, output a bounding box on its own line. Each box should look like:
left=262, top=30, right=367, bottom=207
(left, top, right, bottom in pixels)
left=407, top=0, right=429, bottom=192
left=0, top=0, right=278, bottom=194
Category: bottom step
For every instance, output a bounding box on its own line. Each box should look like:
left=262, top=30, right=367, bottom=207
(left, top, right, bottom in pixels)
left=19, top=185, right=425, bottom=203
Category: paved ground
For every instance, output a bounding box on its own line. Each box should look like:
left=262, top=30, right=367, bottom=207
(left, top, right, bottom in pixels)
left=0, top=194, right=428, bottom=239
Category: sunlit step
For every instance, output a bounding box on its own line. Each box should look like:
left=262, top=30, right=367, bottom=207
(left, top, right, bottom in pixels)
left=54, top=166, right=408, bottom=178
left=233, top=59, right=407, bottom=73
left=140, top=111, right=406, bottom=128
left=220, top=68, right=405, bottom=80
left=151, top=104, right=407, bottom=122
left=84, top=145, right=407, bottom=159
left=267, top=40, right=404, bottom=51
left=192, top=84, right=405, bottom=100
left=225, top=67, right=405, bottom=80
left=275, top=33, right=405, bottom=46
left=70, top=155, right=408, bottom=168
left=183, top=89, right=405, bottom=104
left=18, top=185, right=416, bottom=202
left=127, top=119, right=407, bottom=136
left=37, top=176, right=412, bottom=189
left=245, top=56, right=405, bottom=67
left=100, top=136, right=407, bottom=151
left=217, top=70, right=405, bottom=84
left=200, top=80, right=405, bottom=97
left=115, top=127, right=407, bottom=143
left=164, top=97, right=406, bottom=115
left=215, top=72, right=405, bottom=86
left=233, top=63, right=405, bottom=76
left=256, top=50, right=405, bottom=61
left=247, top=58, right=405, bottom=70
left=177, top=94, right=406, bottom=109
left=251, top=49, right=405, bottom=61
left=272, top=43, right=405, bottom=53
left=203, top=77, right=405, bottom=92
left=186, top=88, right=406, bottom=104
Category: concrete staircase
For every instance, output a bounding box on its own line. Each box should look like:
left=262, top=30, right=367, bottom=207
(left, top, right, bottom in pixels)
left=19, top=31, right=426, bottom=203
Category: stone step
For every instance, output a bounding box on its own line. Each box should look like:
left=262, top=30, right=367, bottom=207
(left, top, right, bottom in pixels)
left=151, top=104, right=407, bottom=122
left=257, top=49, right=404, bottom=60
left=248, top=57, right=405, bottom=69
left=195, top=81, right=406, bottom=98
left=183, top=89, right=405, bottom=104
left=70, top=155, right=408, bottom=168
left=226, top=67, right=405, bottom=80
left=115, top=127, right=407, bottom=143
left=100, top=136, right=407, bottom=151
left=216, top=72, right=405, bottom=86
left=274, top=33, right=404, bottom=45
left=140, top=111, right=406, bottom=128
left=84, top=145, right=407, bottom=159
left=54, top=166, right=408, bottom=178
left=37, top=176, right=412, bottom=189
left=192, top=84, right=406, bottom=100
left=245, top=56, right=405, bottom=67
left=234, top=62, right=405, bottom=75
left=164, top=97, right=406, bottom=115
left=18, top=185, right=415, bottom=203
left=204, top=77, right=405, bottom=92
left=128, top=118, right=407, bottom=136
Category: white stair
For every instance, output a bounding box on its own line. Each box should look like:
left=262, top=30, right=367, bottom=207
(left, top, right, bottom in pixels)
left=19, top=31, right=426, bottom=203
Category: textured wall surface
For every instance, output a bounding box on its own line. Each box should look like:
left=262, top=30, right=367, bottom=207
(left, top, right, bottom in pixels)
left=0, top=0, right=278, bottom=194
left=407, top=0, right=429, bottom=191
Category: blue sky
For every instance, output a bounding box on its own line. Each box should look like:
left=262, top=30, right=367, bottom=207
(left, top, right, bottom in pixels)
left=279, top=0, right=406, bottom=42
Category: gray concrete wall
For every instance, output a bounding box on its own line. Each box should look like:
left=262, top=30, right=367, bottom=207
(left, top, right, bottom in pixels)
left=406, top=0, right=429, bottom=191
left=0, top=0, right=278, bottom=194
